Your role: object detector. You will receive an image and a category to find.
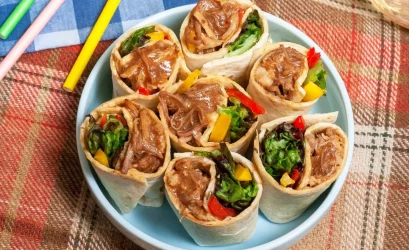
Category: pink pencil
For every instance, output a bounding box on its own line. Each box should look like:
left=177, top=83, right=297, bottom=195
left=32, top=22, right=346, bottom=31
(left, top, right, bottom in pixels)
left=0, top=0, right=65, bottom=81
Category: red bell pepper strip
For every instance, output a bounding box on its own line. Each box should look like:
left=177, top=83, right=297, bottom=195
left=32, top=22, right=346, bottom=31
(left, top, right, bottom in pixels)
left=307, top=47, right=320, bottom=68
left=164, top=34, right=169, bottom=40
left=208, top=195, right=238, bottom=220
left=307, top=47, right=315, bottom=59
left=292, top=130, right=300, bottom=139
left=308, top=53, right=320, bottom=68
left=100, top=113, right=107, bottom=127
left=115, top=114, right=126, bottom=126
left=238, top=8, right=245, bottom=22
left=293, top=115, right=305, bottom=132
left=291, top=169, right=301, bottom=182
left=226, top=88, right=265, bottom=115
left=138, top=87, right=152, bottom=95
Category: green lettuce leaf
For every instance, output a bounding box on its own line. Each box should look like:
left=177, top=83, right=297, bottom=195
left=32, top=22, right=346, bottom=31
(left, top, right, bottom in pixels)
left=216, top=174, right=244, bottom=203
left=218, top=97, right=253, bottom=142
left=261, top=123, right=304, bottom=180
left=86, top=115, right=104, bottom=155
left=304, top=61, right=327, bottom=94
left=101, top=116, right=128, bottom=158
left=227, top=10, right=262, bottom=56
left=86, top=114, right=129, bottom=167
left=196, top=143, right=259, bottom=211
left=120, top=25, right=155, bottom=56
left=315, top=70, right=327, bottom=94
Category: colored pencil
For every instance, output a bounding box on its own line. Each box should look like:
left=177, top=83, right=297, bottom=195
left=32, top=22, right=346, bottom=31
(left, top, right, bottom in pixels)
left=0, top=0, right=65, bottom=81
left=0, top=0, right=35, bottom=40
left=62, top=0, right=121, bottom=92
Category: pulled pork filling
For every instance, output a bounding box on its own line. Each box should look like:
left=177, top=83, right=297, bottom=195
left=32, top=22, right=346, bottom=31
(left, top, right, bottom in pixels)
left=114, top=100, right=166, bottom=174
left=159, top=83, right=223, bottom=146
left=307, top=128, right=344, bottom=187
left=167, top=158, right=212, bottom=221
left=184, top=0, right=242, bottom=53
left=117, top=40, right=179, bottom=92
left=255, top=45, right=306, bottom=100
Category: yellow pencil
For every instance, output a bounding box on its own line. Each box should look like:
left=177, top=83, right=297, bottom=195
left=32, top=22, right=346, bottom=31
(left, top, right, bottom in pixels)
left=63, top=0, right=121, bottom=92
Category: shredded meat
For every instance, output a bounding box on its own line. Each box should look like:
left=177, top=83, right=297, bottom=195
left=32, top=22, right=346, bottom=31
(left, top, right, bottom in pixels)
left=255, top=45, right=306, bottom=100
left=116, top=100, right=166, bottom=174
left=159, top=83, right=222, bottom=146
left=117, top=40, right=179, bottom=92
left=307, top=128, right=344, bottom=187
left=167, top=158, right=211, bottom=221
left=184, top=0, right=241, bottom=53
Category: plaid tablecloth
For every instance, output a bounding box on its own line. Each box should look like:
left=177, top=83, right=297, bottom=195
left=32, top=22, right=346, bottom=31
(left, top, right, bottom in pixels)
left=0, top=0, right=196, bottom=56
left=1, top=0, right=408, bottom=249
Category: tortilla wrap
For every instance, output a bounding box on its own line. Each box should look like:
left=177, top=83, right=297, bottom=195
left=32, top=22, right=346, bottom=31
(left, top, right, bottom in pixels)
left=80, top=100, right=171, bottom=213
left=180, top=0, right=269, bottom=87
left=164, top=152, right=263, bottom=246
left=110, top=24, right=190, bottom=111
left=247, top=42, right=318, bottom=125
left=252, top=112, right=348, bottom=223
left=158, top=75, right=259, bottom=154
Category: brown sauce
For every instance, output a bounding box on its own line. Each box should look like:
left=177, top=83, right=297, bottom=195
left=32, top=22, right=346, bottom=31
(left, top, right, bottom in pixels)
left=256, top=45, right=306, bottom=100
left=184, top=0, right=241, bottom=53
left=117, top=40, right=179, bottom=92
left=308, top=128, right=344, bottom=187
left=115, top=100, right=166, bottom=174
left=158, top=83, right=223, bottom=146
left=167, top=158, right=211, bottom=220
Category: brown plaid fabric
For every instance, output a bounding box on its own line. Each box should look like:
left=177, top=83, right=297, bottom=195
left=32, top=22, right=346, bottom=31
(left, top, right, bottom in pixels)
left=0, top=0, right=408, bottom=249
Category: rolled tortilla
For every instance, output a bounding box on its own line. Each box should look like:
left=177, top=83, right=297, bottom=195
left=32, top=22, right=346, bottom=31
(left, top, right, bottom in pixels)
left=247, top=42, right=318, bottom=125
left=158, top=75, right=259, bottom=154
left=110, top=24, right=190, bottom=111
left=180, top=0, right=269, bottom=87
left=80, top=99, right=171, bottom=213
left=164, top=152, right=263, bottom=246
left=252, top=112, right=348, bottom=223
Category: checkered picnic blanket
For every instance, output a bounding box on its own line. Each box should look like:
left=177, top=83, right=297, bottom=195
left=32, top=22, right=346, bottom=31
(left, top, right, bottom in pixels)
left=0, top=0, right=196, bottom=56
left=0, top=0, right=408, bottom=249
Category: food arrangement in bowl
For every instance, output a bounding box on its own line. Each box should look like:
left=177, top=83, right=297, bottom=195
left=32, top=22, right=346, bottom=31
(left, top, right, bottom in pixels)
left=76, top=0, right=354, bottom=249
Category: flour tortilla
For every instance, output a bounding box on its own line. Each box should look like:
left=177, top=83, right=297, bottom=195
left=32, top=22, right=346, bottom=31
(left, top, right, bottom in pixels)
left=158, top=75, right=259, bottom=154
left=247, top=42, right=317, bottom=125
left=80, top=101, right=171, bottom=213
left=110, top=24, right=190, bottom=111
left=180, top=0, right=269, bottom=87
left=253, top=112, right=348, bottom=223
left=164, top=152, right=263, bottom=246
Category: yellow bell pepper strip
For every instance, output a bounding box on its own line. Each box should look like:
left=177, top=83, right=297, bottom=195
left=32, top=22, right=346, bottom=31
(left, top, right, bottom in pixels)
left=280, top=172, right=295, bottom=187
left=177, top=69, right=201, bottom=93
left=302, top=81, right=324, bottom=102
left=146, top=31, right=165, bottom=41
left=187, top=31, right=196, bottom=52
left=235, top=164, right=252, bottom=181
left=94, top=148, right=109, bottom=167
left=209, top=113, right=231, bottom=142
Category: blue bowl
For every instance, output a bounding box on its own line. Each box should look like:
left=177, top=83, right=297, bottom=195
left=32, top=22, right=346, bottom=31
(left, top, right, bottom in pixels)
left=76, top=5, right=354, bottom=250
